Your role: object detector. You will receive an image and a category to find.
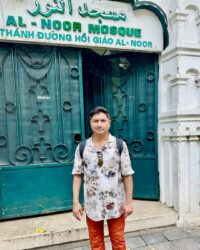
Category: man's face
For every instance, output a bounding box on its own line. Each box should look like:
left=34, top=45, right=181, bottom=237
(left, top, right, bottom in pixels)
left=90, top=112, right=111, bottom=136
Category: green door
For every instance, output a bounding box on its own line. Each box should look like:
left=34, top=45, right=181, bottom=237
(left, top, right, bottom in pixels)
left=83, top=50, right=159, bottom=200
left=0, top=43, right=84, bottom=219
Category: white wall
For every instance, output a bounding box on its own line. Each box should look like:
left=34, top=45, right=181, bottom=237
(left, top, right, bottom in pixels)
left=157, top=0, right=200, bottom=226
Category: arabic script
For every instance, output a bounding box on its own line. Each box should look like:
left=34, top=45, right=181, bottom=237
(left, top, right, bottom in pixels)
left=27, top=0, right=72, bottom=17
left=78, top=3, right=127, bottom=21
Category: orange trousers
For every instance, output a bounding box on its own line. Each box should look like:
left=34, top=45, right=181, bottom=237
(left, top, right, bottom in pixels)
left=86, top=214, right=126, bottom=250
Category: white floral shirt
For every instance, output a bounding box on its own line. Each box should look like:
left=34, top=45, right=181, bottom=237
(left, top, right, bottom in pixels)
left=72, top=134, right=134, bottom=221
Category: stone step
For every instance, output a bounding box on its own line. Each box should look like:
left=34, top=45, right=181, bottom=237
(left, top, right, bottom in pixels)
left=0, top=200, right=178, bottom=250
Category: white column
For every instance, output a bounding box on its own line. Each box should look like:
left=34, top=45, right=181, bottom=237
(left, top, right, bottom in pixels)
left=159, top=0, right=200, bottom=227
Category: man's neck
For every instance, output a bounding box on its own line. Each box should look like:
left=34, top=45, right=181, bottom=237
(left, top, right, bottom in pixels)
left=92, top=133, right=109, bottom=149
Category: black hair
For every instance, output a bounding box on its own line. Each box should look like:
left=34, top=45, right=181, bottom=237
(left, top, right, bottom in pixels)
left=89, top=106, right=110, bottom=119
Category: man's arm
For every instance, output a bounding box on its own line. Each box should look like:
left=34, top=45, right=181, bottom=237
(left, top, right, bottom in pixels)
left=123, top=175, right=133, bottom=218
left=73, top=174, right=83, bottom=221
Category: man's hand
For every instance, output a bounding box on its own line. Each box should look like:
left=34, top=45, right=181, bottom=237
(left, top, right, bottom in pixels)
left=123, top=175, right=133, bottom=218
left=73, top=202, right=83, bottom=221
left=123, top=200, right=133, bottom=218
left=73, top=174, right=83, bottom=221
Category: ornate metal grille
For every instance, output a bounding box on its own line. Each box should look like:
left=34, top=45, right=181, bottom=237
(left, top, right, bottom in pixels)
left=0, top=44, right=82, bottom=166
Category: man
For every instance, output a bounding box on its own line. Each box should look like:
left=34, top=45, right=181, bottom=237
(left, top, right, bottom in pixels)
left=72, top=106, right=134, bottom=250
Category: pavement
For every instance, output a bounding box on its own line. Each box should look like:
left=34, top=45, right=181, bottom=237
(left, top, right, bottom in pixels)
left=36, top=225, right=200, bottom=250
left=0, top=200, right=180, bottom=250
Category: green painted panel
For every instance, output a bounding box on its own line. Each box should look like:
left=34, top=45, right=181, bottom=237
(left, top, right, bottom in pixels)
left=0, top=164, right=73, bottom=218
left=132, top=158, right=159, bottom=199
left=83, top=50, right=159, bottom=200
left=0, top=43, right=84, bottom=219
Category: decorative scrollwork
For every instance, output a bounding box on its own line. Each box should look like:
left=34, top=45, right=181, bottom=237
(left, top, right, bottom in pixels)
left=5, top=101, right=16, bottom=113
left=104, top=56, right=131, bottom=77
left=29, top=81, right=49, bottom=99
left=138, top=103, right=146, bottom=112
left=31, top=110, right=50, bottom=133
left=33, top=137, right=51, bottom=161
left=17, top=46, right=54, bottom=80
left=17, top=46, right=52, bottom=69
left=0, top=135, right=7, bottom=147
left=129, top=140, right=144, bottom=154
left=70, top=67, right=79, bottom=79
left=10, top=146, right=33, bottom=165
left=0, top=47, right=12, bottom=76
left=113, top=87, right=128, bottom=107
left=63, top=101, right=72, bottom=111
left=53, top=144, right=69, bottom=163
left=112, top=111, right=128, bottom=132
left=147, top=131, right=155, bottom=140
left=147, top=72, right=155, bottom=83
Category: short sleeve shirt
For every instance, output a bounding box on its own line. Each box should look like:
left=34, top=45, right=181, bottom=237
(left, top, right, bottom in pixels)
left=72, top=134, right=134, bottom=221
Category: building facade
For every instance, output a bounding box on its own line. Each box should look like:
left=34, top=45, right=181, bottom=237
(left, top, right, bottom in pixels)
left=0, top=0, right=199, bottom=226
left=158, top=0, right=200, bottom=226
